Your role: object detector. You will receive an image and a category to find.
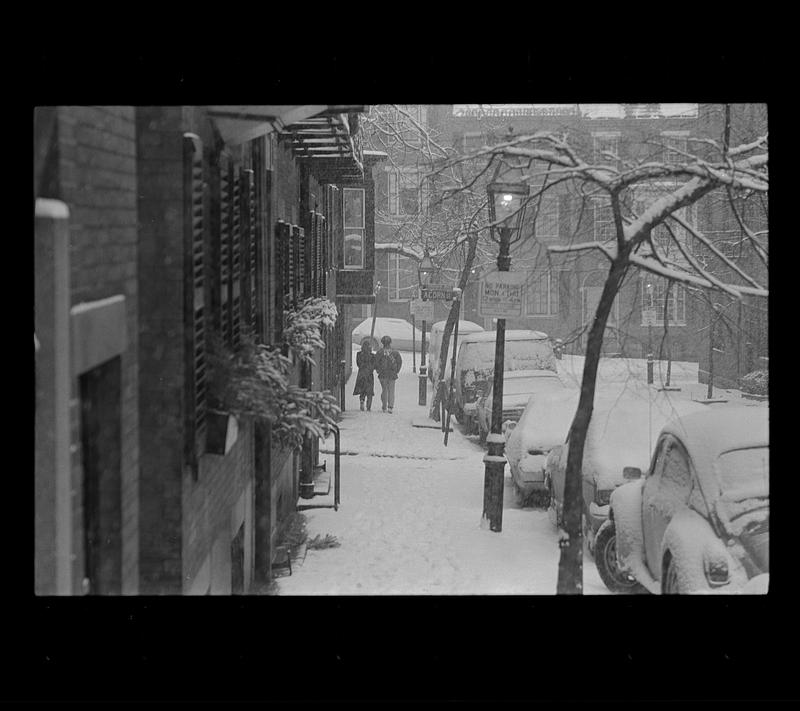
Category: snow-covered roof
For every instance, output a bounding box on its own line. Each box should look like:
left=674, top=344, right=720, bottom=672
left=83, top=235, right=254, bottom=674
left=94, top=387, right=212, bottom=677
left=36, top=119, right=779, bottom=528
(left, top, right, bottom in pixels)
left=459, top=329, right=549, bottom=344
left=430, top=320, right=484, bottom=334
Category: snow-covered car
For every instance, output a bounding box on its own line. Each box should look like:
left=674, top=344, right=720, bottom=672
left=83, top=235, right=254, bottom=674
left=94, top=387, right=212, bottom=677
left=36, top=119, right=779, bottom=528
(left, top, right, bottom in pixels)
left=504, top=389, right=580, bottom=506
left=545, top=395, right=708, bottom=588
left=351, top=317, right=425, bottom=352
left=475, top=369, right=565, bottom=446
left=452, top=330, right=555, bottom=432
left=427, top=319, right=484, bottom=383
left=605, top=406, right=769, bottom=594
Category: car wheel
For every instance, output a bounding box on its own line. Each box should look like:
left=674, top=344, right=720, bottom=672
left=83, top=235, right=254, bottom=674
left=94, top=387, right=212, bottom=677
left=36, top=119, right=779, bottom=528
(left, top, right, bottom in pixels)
left=594, top=520, right=646, bottom=594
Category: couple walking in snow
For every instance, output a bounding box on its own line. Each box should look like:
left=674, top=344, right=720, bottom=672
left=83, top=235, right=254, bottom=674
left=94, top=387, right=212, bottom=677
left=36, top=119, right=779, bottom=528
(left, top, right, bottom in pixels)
left=353, top=336, right=403, bottom=413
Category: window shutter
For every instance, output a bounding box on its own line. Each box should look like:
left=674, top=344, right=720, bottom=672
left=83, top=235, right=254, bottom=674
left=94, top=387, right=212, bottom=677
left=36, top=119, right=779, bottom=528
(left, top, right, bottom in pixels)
left=293, top=225, right=305, bottom=303
left=309, top=210, right=317, bottom=297
left=274, top=220, right=291, bottom=342
left=183, top=133, right=207, bottom=461
left=316, top=212, right=325, bottom=296
left=219, top=156, right=232, bottom=347
left=242, top=168, right=257, bottom=334
left=231, top=170, right=242, bottom=349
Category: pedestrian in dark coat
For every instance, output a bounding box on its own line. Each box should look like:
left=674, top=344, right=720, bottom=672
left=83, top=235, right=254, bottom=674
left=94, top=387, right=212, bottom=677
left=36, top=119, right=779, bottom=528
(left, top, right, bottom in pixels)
left=375, top=335, right=403, bottom=413
left=353, top=338, right=376, bottom=411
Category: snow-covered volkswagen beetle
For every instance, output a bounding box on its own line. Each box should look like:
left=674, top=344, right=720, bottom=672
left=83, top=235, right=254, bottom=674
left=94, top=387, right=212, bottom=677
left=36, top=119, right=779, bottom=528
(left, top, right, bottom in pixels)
left=604, top=406, right=769, bottom=594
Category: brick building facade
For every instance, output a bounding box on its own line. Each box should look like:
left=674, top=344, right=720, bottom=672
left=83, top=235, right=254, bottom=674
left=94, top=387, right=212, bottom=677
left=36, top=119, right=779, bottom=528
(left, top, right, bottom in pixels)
left=372, top=105, right=767, bottom=381
left=35, top=105, right=379, bottom=595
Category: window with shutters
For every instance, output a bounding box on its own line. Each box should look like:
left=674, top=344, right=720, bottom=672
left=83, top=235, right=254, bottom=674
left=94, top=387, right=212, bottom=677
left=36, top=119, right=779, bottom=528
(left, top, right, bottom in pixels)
left=529, top=194, right=559, bottom=241
left=183, top=133, right=207, bottom=466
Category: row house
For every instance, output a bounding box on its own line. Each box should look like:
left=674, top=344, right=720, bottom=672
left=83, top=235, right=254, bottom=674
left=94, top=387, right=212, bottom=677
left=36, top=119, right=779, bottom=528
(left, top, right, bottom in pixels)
left=34, top=104, right=378, bottom=595
left=373, top=104, right=766, bottom=372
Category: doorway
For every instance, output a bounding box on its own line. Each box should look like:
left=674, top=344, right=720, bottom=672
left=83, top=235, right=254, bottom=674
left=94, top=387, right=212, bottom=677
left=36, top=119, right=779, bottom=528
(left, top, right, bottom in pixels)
left=79, top=356, right=122, bottom=594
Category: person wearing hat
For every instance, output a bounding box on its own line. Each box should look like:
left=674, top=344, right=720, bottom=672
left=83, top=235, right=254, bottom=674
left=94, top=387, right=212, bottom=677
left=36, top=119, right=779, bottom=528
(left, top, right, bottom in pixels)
left=375, top=335, right=403, bottom=413
left=353, top=337, right=376, bottom=411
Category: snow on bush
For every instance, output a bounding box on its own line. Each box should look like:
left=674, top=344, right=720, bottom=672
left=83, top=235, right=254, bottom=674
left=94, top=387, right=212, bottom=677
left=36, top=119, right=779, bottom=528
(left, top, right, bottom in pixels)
left=739, top=369, right=768, bottom=396
left=284, top=297, right=338, bottom=364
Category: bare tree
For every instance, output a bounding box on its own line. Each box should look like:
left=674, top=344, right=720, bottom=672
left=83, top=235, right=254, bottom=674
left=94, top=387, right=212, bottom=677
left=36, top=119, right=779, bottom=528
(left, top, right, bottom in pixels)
left=430, top=104, right=768, bottom=593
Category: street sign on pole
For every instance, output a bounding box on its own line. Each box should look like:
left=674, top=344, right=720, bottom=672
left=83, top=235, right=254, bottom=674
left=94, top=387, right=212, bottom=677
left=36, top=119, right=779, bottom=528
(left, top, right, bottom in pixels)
left=478, top=271, right=526, bottom=318
left=410, top=298, right=435, bottom=322
left=420, top=284, right=453, bottom=301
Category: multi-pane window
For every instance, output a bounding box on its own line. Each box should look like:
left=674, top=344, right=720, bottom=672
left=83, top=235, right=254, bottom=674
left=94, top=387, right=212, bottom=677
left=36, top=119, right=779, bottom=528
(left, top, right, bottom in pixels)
left=527, top=270, right=559, bottom=316
left=388, top=169, right=422, bottom=216
left=593, top=132, right=620, bottom=166
left=387, top=253, right=418, bottom=302
left=463, top=132, right=485, bottom=153
left=532, top=194, right=559, bottom=240
left=641, top=277, right=686, bottom=325
left=662, top=132, right=689, bottom=165
left=343, top=187, right=365, bottom=269
left=593, top=199, right=615, bottom=242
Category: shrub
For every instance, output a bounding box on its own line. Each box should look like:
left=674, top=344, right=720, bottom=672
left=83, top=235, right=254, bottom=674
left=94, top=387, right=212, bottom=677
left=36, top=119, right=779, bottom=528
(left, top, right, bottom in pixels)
left=740, top=369, right=768, bottom=396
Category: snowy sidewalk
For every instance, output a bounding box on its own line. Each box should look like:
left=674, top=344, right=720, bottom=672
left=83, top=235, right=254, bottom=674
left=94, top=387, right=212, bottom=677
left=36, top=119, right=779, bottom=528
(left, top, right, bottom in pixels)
left=274, top=349, right=609, bottom=595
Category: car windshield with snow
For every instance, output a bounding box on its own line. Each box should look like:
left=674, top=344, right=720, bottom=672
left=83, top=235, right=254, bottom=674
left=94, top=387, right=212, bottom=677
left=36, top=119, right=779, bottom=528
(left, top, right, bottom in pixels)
left=452, top=330, right=555, bottom=432
left=427, top=319, right=484, bottom=383
left=605, top=406, right=769, bottom=594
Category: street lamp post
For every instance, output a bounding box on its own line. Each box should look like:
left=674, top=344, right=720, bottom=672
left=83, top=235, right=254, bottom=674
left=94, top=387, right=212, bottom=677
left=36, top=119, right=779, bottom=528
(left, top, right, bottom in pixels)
left=482, top=179, right=529, bottom=532
left=418, top=252, right=435, bottom=406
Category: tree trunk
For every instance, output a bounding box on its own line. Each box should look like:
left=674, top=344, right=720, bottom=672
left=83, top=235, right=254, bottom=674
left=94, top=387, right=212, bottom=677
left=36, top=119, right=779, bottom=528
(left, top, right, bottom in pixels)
left=556, top=257, right=629, bottom=594
left=429, top=233, right=479, bottom=421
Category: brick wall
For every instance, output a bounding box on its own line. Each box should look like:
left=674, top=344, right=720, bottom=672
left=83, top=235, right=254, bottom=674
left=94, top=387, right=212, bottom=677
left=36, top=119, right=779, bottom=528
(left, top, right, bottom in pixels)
left=135, top=106, right=187, bottom=593
left=56, top=106, right=140, bottom=594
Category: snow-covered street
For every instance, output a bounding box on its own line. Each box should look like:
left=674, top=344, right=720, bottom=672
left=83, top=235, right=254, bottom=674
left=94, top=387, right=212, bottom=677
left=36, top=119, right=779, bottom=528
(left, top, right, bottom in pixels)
left=274, top=349, right=610, bottom=595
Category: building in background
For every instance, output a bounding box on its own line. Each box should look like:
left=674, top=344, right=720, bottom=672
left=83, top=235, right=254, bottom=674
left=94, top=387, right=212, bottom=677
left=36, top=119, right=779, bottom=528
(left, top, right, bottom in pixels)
left=34, top=105, right=378, bottom=595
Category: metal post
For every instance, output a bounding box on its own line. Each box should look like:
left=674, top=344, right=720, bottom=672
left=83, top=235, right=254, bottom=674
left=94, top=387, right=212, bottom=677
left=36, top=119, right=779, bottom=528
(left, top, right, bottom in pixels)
left=419, top=319, right=427, bottom=405
left=339, top=359, right=346, bottom=411
left=411, top=313, right=417, bottom=373
left=647, top=323, right=653, bottom=384
left=482, top=227, right=510, bottom=532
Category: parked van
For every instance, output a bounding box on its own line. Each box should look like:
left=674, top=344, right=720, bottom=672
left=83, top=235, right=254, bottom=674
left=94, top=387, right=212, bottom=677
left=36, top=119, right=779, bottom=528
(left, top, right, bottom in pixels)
left=452, top=330, right=556, bottom=432
left=427, top=319, right=484, bottom=383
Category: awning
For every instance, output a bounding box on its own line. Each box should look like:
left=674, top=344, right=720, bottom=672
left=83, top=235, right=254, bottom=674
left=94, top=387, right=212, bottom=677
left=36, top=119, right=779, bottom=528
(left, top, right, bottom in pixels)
left=207, top=105, right=364, bottom=147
